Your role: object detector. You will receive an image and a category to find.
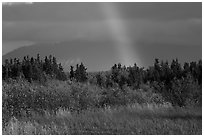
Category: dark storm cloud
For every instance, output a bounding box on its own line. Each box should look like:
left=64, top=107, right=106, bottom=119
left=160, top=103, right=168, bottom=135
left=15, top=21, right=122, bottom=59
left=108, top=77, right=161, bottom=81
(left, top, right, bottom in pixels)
left=3, top=2, right=201, bottom=22
left=2, top=2, right=202, bottom=69
left=115, top=2, right=201, bottom=21
left=3, top=3, right=105, bottom=22
left=2, top=21, right=111, bottom=42
left=3, top=2, right=201, bottom=43
left=126, top=18, right=202, bottom=46
left=2, top=2, right=110, bottom=42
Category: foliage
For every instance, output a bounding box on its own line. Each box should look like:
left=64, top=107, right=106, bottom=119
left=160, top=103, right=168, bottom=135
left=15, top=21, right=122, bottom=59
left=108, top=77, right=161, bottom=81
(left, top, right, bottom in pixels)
left=2, top=54, right=202, bottom=132
left=69, top=63, right=88, bottom=82
left=2, top=54, right=67, bottom=82
left=2, top=105, right=202, bottom=135
left=3, top=78, right=169, bottom=122
left=3, top=54, right=202, bottom=108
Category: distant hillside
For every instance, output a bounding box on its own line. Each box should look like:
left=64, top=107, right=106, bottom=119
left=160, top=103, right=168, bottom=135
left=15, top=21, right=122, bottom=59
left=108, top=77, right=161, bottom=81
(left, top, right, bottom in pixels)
left=2, top=40, right=119, bottom=72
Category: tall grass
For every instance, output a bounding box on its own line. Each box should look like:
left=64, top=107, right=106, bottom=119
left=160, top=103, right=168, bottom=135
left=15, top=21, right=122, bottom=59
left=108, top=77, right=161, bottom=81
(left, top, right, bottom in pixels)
left=2, top=79, right=202, bottom=135
left=2, top=79, right=165, bottom=121
left=3, top=104, right=201, bottom=135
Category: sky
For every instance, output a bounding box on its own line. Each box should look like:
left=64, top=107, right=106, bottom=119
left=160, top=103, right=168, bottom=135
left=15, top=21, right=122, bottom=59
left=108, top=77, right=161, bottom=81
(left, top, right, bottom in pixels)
left=2, top=2, right=202, bottom=71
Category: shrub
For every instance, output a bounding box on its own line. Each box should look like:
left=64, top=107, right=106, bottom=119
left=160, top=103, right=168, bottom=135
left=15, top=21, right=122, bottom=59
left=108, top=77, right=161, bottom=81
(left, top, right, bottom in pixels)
left=69, top=83, right=102, bottom=111
left=152, top=74, right=202, bottom=107
left=3, top=78, right=170, bottom=122
left=3, top=79, right=105, bottom=120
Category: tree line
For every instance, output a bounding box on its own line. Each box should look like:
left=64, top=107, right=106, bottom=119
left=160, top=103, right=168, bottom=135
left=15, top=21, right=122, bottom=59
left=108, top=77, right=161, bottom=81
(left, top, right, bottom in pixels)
left=91, top=59, right=201, bottom=106
left=3, top=54, right=201, bottom=87
left=89, top=59, right=201, bottom=88
left=2, top=54, right=67, bottom=82
left=2, top=54, right=202, bottom=106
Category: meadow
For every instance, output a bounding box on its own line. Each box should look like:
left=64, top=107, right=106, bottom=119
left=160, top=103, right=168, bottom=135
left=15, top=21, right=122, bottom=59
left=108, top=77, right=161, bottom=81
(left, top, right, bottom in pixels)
left=2, top=79, right=202, bottom=135
left=2, top=55, right=202, bottom=134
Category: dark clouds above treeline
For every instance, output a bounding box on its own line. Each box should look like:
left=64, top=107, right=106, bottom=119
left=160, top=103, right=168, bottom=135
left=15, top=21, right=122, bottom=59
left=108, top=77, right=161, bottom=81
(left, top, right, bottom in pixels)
left=3, top=3, right=201, bottom=21
left=3, top=2, right=201, bottom=42
left=2, top=2, right=202, bottom=70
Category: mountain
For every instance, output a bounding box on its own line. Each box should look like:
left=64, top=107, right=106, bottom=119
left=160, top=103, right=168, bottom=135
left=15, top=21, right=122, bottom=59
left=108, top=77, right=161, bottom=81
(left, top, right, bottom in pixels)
left=2, top=40, right=119, bottom=72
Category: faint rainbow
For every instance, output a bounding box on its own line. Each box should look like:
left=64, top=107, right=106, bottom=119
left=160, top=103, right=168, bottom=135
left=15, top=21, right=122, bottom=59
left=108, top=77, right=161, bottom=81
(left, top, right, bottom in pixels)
left=101, top=3, right=142, bottom=67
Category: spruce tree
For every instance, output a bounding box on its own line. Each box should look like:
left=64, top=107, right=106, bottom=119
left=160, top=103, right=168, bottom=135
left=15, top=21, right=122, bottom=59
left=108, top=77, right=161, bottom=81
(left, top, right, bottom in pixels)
left=70, top=66, right=75, bottom=80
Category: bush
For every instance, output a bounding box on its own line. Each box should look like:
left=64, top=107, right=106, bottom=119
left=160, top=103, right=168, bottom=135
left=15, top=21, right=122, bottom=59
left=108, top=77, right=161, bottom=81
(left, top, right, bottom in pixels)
left=69, top=83, right=102, bottom=111
left=4, top=79, right=163, bottom=122
left=3, top=79, right=105, bottom=120
left=152, top=74, right=202, bottom=107
left=3, top=74, right=200, bottom=125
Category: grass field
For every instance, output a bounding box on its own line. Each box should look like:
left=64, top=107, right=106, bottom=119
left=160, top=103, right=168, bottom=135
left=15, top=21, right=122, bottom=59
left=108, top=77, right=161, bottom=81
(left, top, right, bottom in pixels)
left=2, top=79, right=202, bottom=135
left=2, top=104, right=202, bottom=135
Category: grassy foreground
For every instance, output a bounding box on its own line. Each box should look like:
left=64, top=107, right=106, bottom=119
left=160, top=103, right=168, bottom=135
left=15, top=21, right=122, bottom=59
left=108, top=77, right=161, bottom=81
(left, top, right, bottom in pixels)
left=2, top=104, right=202, bottom=135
